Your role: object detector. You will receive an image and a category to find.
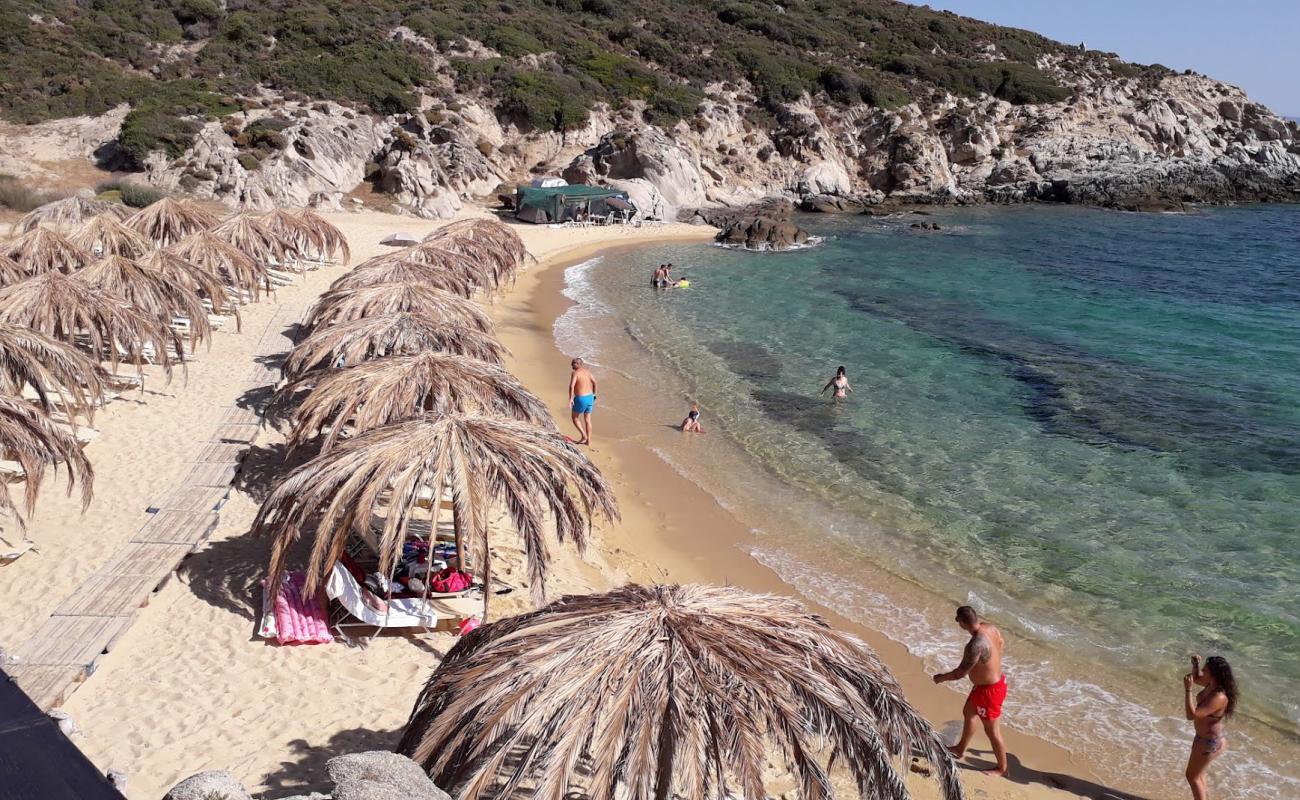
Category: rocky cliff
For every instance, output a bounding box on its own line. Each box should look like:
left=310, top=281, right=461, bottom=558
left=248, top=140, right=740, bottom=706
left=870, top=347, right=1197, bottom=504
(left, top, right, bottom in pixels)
left=4, top=35, right=1297, bottom=221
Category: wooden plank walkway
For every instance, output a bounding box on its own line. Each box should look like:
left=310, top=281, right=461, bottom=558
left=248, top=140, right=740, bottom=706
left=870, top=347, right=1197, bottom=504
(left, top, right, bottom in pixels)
left=3, top=308, right=296, bottom=711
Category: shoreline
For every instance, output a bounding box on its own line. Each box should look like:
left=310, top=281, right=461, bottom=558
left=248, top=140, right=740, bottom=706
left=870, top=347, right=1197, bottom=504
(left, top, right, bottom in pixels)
left=3, top=208, right=1166, bottom=800
left=493, top=236, right=1146, bottom=800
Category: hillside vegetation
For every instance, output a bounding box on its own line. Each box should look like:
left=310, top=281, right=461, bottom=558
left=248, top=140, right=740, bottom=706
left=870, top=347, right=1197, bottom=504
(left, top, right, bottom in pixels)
left=0, top=1, right=1155, bottom=165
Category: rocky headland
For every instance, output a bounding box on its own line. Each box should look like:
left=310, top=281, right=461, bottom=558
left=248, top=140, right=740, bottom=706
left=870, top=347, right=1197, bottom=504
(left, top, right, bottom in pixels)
left=2, top=5, right=1297, bottom=250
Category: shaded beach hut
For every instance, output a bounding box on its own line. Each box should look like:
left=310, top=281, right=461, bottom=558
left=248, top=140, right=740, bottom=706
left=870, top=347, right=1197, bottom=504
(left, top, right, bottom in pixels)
left=514, top=185, right=632, bottom=224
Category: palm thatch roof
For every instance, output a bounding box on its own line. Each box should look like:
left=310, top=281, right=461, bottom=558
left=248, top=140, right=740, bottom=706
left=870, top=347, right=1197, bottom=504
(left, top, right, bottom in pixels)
left=276, top=352, right=552, bottom=451
left=254, top=412, right=619, bottom=611
left=328, top=258, right=477, bottom=298
left=397, top=584, right=962, bottom=800
left=424, top=219, right=528, bottom=292
left=281, top=313, right=505, bottom=378
left=374, top=244, right=500, bottom=295
left=70, top=213, right=153, bottom=259
left=123, top=197, right=219, bottom=248
left=418, top=236, right=520, bottom=295
left=0, top=323, right=111, bottom=421
left=212, top=213, right=291, bottom=265
left=16, top=195, right=128, bottom=233
left=169, top=230, right=269, bottom=300
left=259, top=208, right=351, bottom=265
left=296, top=208, right=351, bottom=264
left=1, top=227, right=92, bottom=276
left=75, top=256, right=212, bottom=346
left=139, top=250, right=238, bottom=323
left=0, top=273, right=181, bottom=376
left=304, top=283, right=494, bottom=334
left=0, top=254, right=26, bottom=287
left=0, top=394, right=93, bottom=533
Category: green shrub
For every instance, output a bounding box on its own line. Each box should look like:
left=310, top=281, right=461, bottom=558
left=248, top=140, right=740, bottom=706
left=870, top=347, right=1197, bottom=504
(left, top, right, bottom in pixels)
left=495, top=70, right=592, bottom=132
left=236, top=153, right=261, bottom=171
left=95, top=180, right=167, bottom=208
left=114, top=80, right=238, bottom=168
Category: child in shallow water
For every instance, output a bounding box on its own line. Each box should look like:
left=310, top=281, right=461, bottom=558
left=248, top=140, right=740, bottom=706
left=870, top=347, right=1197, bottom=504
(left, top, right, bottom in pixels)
left=680, top=403, right=705, bottom=433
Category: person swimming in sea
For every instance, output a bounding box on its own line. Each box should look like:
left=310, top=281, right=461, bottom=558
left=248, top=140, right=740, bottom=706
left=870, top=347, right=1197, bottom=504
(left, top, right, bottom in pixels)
left=1184, top=655, right=1236, bottom=800
left=819, top=366, right=852, bottom=400
left=680, top=402, right=705, bottom=433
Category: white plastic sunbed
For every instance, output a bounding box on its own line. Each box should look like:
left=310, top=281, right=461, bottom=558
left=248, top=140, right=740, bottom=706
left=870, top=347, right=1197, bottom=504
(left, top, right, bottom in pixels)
left=326, top=562, right=440, bottom=644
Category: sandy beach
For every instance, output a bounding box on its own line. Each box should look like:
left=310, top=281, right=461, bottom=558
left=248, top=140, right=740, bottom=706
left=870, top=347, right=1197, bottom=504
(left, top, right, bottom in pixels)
left=1, top=207, right=1145, bottom=800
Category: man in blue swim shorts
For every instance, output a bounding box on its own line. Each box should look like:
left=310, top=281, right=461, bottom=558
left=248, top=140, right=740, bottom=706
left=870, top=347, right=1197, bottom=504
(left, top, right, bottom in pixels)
left=568, top=357, right=597, bottom=445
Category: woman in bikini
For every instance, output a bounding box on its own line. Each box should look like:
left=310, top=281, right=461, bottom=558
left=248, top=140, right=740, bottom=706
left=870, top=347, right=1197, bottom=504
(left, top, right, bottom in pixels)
left=819, top=366, right=853, bottom=401
left=1184, top=655, right=1237, bottom=800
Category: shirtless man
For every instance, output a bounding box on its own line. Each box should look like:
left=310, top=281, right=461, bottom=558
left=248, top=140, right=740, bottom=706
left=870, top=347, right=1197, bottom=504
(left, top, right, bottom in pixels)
left=933, top=605, right=1009, bottom=776
left=568, top=358, right=597, bottom=446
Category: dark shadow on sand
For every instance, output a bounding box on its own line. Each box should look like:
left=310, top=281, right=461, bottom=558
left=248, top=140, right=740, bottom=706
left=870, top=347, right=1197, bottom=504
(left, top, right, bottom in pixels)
left=956, top=750, right=1153, bottom=800
left=257, top=725, right=404, bottom=799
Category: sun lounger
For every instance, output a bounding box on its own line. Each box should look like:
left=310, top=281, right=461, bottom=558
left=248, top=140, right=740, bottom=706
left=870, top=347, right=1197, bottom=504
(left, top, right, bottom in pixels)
left=326, top=562, right=439, bottom=643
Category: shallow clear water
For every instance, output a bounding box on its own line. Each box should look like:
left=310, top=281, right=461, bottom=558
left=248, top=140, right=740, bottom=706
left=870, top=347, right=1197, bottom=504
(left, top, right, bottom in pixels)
left=558, top=205, right=1300, bottom=796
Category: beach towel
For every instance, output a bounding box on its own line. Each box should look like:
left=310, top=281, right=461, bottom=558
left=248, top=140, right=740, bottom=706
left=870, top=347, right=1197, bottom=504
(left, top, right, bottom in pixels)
left=272, top=571, right=333, bottom=645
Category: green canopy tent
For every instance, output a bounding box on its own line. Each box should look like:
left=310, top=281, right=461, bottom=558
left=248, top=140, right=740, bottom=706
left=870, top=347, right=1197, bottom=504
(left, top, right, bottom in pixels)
left=514, top=185, right=633, bottom=224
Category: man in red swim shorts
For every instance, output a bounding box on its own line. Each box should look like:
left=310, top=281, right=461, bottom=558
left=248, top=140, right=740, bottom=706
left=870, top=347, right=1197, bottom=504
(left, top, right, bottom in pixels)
left=933, top=605, right=1009, bottom=776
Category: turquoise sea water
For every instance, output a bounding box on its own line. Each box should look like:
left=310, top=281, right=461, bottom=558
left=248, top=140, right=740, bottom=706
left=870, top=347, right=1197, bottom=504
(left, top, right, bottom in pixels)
left=557, top=205, right=1300, bottom=797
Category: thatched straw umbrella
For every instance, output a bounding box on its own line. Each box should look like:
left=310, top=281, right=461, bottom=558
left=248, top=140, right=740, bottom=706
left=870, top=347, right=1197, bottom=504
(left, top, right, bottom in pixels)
left=71, top=213, right=152, bottom=259
left=397, top=584, right=963, bottom=800
left=170, top=230, right=269, bottom=300
left=0, top=323, right=111, bottom=420
left=259, top=208, right=351, bottom=265
left=0, top=394, right=93, bottom=533
left=424, top=219, right=528, bottom=291
left=17, top=195, right=128, bottom=233
left=281, top=313, right=506, bottom=378
left=75, top=256, right=212, bottom=347
left=212, top=213, right=291, bottom=266
left=372, top=243, right=500, bottom=295
left=276, top=352, right=551, bottom=451
left=140, top=250, right=238, bottom=323
left=254, top=412, right=619, bottom=616
left=124, top=197, right=218, bottom=248
left=304, top=283, right=494, bottom=334
left=0, top=254, right=26, bottom=287
left=1, top=227, right=92, bottom=276
left=0, top=273, right=181, bottom=376
left=328, top=258, right=477, bottom=298
left=296, top=208, right=351, bottom=265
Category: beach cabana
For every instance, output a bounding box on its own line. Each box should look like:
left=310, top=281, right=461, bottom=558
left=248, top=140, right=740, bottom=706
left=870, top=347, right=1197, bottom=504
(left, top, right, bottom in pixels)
left=514, top=185, right=632, bottom=224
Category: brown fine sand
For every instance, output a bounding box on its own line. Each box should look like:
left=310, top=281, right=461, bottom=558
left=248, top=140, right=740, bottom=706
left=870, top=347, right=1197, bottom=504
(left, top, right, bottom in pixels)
left=1, top=209, right=1145, bottom=800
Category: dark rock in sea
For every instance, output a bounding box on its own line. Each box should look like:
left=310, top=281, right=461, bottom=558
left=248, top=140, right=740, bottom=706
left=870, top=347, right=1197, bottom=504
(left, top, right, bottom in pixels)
left=697, top=198, right=811, bottom=251
left=799, top=193, right=867, bottom=214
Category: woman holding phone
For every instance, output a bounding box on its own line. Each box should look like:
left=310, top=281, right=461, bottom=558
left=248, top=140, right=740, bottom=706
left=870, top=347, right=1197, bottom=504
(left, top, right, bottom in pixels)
left=1183, top=655, right=1237, bottom=800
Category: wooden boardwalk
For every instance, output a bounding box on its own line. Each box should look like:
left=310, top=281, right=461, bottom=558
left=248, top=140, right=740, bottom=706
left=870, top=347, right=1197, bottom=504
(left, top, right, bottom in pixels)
left=4, top=309, right=294, bottom=711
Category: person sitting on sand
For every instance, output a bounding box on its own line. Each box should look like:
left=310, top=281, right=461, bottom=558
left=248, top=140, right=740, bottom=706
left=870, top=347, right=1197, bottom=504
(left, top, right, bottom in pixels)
left=1184, top=655, right=1236, bottom=800
left=819, top=366, right=852, bottom=400
left=933, top=606, right=1009, bottom=777
left=568, top=357, right=597, bottom=446
left=680, top=403, right=705, bottom=433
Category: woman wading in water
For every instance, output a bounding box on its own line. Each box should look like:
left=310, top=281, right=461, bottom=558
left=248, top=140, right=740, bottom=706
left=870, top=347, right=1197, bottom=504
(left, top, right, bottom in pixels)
left=1184, top=655, right=1237, bottom=800
left=819, top=366, right=853, bottom=401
